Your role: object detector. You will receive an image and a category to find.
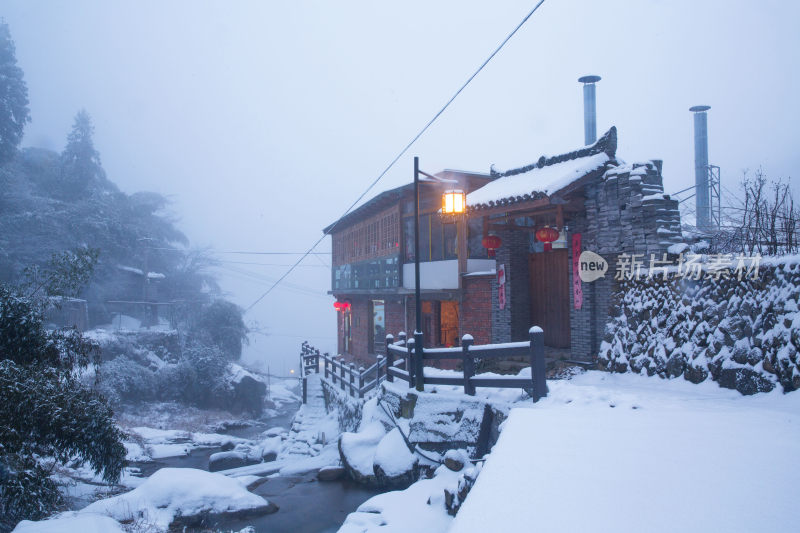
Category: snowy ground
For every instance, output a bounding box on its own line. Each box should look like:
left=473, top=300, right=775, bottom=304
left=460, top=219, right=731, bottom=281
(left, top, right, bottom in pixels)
left=340, top=370, right=800, bottom=533
left=12, top=373, right=343, bottom=532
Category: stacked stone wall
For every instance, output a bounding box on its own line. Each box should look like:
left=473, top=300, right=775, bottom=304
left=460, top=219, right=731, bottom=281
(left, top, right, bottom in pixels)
left=598, top=257, right=800, bottom=395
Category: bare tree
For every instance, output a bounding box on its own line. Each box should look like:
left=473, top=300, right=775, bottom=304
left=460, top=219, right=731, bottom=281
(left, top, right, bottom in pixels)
left=702, top=168, right=799, bottom=255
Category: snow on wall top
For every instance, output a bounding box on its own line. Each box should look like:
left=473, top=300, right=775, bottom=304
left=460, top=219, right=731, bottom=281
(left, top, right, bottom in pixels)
left=467, top=152, right=609, bottom=207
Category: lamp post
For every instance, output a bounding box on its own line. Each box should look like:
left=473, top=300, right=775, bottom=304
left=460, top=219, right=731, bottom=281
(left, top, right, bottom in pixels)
left=413, top=157, right=423, bottom=392
left=413, top=157, right=466, bottom=392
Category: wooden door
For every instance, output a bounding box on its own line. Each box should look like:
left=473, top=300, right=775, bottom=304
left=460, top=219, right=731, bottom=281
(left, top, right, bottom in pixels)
left=529, top=249, right=571, bottom=348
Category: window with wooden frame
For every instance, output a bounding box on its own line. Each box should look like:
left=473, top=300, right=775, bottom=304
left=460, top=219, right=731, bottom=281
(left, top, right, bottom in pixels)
left=331, top=210, right=400, bottom=267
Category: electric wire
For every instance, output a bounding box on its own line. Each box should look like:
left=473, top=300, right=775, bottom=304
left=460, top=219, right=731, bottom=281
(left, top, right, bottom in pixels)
left=245, top=1, right=548, bottom=312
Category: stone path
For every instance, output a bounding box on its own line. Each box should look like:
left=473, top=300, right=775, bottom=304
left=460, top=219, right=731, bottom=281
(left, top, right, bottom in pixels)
left=280, top=373, right=330, bottom=458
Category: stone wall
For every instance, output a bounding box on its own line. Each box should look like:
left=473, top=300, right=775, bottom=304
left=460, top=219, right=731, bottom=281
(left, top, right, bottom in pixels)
left=321, top=378, right=364, bottom=433
left=570, top=159, right=683, bottom=361
left=586, top=160, right=682, bottom=257
left=598, top=257, right=800, bottom=395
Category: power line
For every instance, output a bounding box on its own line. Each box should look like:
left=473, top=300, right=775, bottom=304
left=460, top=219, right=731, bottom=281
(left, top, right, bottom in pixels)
left=245, top=0, right=548, bottom=313
left=218, top=259, right=328, bottom=268
left=138, top=247, right=331, bottom=255
left=219, top=251, right=330, bottom=256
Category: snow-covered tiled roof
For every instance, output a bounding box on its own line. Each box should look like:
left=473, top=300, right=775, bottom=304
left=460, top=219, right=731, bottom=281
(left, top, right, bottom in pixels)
left=467, top=152, right=609, bottom=207
left=467, top=126, right=617, bottom=210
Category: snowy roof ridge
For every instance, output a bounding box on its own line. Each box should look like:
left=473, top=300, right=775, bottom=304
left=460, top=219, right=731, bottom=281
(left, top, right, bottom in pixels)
left=489, top=126, right=617, bottom=179
left=467, top=153, right=610, bottom=208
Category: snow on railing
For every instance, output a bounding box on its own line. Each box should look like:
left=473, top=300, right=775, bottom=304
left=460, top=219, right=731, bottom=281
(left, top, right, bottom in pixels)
left=384, top=328, right=548, bottom=402
left=302, top=326, right=549, bottom=404
left=299, top=341, right=388, bottom=402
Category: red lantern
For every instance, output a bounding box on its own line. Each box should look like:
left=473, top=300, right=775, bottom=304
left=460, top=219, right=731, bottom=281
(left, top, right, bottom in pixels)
left=535, top=227, right=560, bottom=251
left=481, top=235, right=502, bottom=258
left=333, top=301, right=351, bottom=312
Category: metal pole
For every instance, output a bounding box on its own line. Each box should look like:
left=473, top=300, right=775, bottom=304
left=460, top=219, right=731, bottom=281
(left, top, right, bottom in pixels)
left=578, top=75, right=601, bottom=145
left=414, top=157, right=424, bottom=392
left=690, top=105, right=711, bottom=231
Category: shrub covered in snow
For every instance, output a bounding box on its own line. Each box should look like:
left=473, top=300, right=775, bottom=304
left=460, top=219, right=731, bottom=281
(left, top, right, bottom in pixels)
left=95, top=335, right=266, bottom=414
left=598, top=256, right=800, bottom=394
left=96, top=355, right=157, bottom=404
left=191, top=299, right=248, bottom=360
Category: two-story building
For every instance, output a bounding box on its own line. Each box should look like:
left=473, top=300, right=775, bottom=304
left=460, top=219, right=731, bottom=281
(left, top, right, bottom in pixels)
left=325, top=127, right=683, bottom=365
left=324, top=170, right=495, bottom=366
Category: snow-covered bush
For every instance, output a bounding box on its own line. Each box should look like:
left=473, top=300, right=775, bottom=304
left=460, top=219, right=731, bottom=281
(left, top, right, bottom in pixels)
left=95, top=334, right=265, bottom=413
left=96, top=355, right=157, bottom=404
left=598, top=257, right=800, bottom=394
left=191, top=300, right=248, bottom=360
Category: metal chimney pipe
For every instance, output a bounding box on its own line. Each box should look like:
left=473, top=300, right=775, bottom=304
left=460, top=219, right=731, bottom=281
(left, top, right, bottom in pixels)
left=578, top=75, right=601, bottom=145
left=690, top=105, right=711, bottom=230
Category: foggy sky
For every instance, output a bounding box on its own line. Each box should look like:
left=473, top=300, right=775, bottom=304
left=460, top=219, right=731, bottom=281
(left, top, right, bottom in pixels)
left=3, top=0, right=799, bottom=373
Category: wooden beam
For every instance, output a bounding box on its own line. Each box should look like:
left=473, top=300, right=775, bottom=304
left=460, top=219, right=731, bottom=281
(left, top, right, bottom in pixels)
left=468, top=197, right=551, bottom=219
left=489, top=223, right=538, bottom=232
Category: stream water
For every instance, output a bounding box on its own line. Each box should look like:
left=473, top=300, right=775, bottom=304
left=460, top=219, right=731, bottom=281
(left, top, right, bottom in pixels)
left=127, top=400, right=381, bottom=533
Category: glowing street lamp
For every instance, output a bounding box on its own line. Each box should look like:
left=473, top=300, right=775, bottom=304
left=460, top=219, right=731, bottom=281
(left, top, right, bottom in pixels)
left=442, top=189, right=466, bottom=216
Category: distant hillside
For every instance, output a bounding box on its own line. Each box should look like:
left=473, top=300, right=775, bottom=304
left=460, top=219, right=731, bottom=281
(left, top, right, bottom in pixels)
left=0, top=144, right=217, bottom=328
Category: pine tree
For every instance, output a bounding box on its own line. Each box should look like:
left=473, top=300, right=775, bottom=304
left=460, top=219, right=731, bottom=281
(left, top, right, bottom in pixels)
left=60, top=109, right=106, bottom=197
left=0, top=20, right=31, bottom=165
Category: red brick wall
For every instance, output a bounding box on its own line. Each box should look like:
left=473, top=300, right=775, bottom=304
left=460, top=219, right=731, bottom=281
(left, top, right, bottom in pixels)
left=384, top=298, right=406, bottom=341
left=461, top=275, right=493, bottom=345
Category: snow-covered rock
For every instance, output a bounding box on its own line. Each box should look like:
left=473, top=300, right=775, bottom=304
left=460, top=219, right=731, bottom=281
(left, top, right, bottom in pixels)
left=338, top=465, right=462, bottom=533
left=208, top=450, right=258, bottom=472
left=339, top=421, right=387, bottom=486
left=12, top=513, right=126, bottom=533
left=80, top=468, right=275, bottom=530
left=373, top=428, right=418, bottom=488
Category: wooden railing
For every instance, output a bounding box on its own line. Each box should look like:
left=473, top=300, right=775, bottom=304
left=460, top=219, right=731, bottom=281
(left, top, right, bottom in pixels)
left=300, top=341, right=388, bottom=401
left=321, top=351, right=387, bottom=399
left=300, top=326, right=548, bottom=403
left=385, top=327, right=548, bottom=402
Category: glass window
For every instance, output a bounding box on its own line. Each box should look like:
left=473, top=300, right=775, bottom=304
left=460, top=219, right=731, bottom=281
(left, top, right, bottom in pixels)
left=403, top=216, right=415, bottom=262
left=343, top=309, right=352, bottom=354
left=430, top=215, right=443, bottom=261
left=419, top=214, right=430, bottom=262
left=371, top=300, right=385, bottom=353
left=468, top=217, right=488, bottom=259
left=443, top=222, right=457, bottom=260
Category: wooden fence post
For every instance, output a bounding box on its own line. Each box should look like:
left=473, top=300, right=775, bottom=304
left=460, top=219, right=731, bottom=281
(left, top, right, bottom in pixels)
left=340, top=360, right=346, bottom=390
left=302, top=376, right=307, bottom=404
left=529, top=326, right=547, bottom=402
left=462, top=334, right=475, bottom=396
left=406, top=337, right=415, bottom=389
left=349, top=363, right=355, bottom=397
left=384, top=334, right=394, bottom=383
left=358, top=366, right=364, bottom=398
left=414, top=331, right=424, bottom=392
left=376, top=355, right=385, bottom=386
